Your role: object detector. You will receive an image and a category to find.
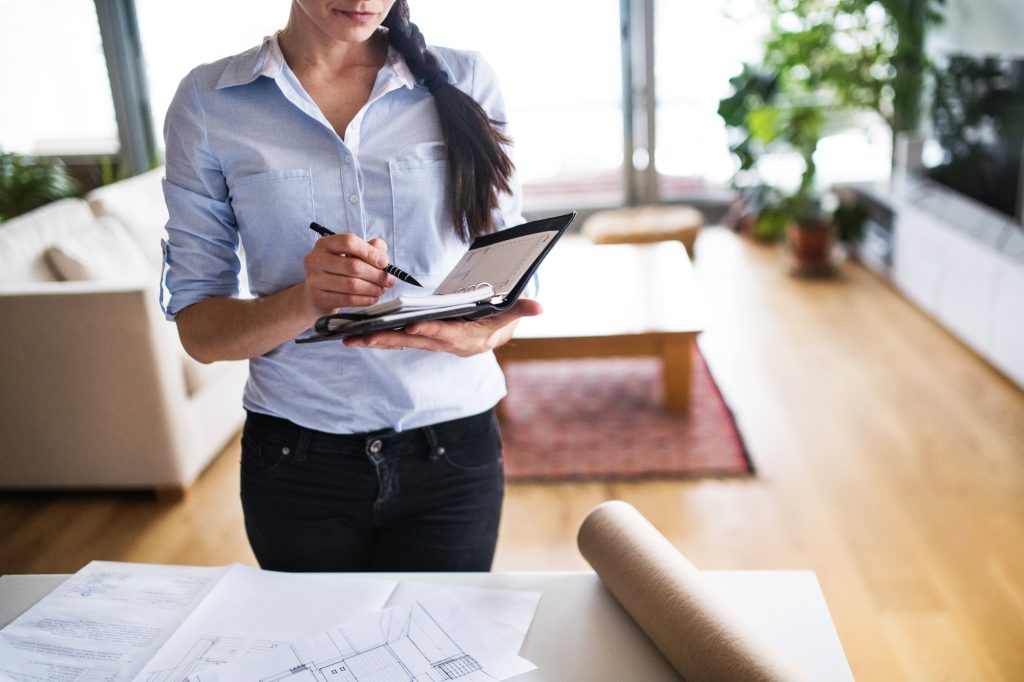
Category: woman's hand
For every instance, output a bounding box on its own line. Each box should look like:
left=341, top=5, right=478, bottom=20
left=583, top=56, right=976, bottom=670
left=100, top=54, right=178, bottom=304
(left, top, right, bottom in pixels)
left=302, top=234, right=395, bottom=316
left=342, top=299, right=544, bottom=357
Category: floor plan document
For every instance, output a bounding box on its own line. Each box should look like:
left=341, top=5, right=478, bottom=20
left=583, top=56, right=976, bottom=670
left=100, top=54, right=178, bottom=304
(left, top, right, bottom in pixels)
left=0, top=562, right=540, bottom=682
left=138, top=565, right=397, bottom=681
left=188, top=590, right=535, bottom=682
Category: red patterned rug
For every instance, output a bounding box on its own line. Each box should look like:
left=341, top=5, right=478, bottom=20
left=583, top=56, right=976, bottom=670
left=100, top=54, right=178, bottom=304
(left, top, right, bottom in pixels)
left=498, top=348, right=753, bottom=482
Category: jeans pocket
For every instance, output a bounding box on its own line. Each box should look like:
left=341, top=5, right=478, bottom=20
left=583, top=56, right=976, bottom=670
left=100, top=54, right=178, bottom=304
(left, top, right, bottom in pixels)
left=440, top=415, right=503, bottom=472
left=240, top=429, right=290, bottom=479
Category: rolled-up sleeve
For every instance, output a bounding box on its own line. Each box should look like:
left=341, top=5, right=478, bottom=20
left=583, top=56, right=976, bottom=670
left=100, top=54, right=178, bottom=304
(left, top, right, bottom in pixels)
left=160, top=70, right=241, bottom=319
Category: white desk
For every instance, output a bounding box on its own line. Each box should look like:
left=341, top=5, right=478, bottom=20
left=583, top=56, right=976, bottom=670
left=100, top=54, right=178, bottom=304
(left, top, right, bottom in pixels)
left=0, top=570, right=852, bottom=681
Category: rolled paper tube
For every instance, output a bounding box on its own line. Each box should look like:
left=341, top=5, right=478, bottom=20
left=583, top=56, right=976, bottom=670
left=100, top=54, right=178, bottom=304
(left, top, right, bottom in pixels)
left=577, top=500, right=807, bottom=681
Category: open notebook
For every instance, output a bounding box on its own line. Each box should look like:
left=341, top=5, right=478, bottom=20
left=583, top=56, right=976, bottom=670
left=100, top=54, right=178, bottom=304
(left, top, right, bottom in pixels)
left=296, top=212, right=576, bottom=342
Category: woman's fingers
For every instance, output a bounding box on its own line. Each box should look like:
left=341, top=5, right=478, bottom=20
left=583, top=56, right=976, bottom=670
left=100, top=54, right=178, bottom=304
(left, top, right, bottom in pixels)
left=318, top=232, right=388, bottom=267
left=302, top=232, right=395, bottom=314
left=344, top=299, right=545, bottom=356
left=305, top=251, right=392, bottom=286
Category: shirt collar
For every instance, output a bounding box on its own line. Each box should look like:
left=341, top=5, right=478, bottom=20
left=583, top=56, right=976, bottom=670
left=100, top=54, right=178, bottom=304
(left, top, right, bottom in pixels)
left=214, top=32, right=453, bottom=91
left=215, top=36, right=276, bottom=89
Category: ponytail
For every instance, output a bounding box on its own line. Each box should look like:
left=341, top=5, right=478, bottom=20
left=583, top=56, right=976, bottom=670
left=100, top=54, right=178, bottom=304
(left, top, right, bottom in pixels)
left=383, top=0, right=515, bottom=242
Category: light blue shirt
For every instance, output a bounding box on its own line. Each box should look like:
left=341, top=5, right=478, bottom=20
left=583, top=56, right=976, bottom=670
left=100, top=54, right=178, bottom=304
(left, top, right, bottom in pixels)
left=161, top=34, right=524, bottom=433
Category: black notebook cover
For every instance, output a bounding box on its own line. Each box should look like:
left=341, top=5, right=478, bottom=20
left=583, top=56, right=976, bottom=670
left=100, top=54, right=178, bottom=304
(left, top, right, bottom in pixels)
left=296, top=212, right=576, bottom=343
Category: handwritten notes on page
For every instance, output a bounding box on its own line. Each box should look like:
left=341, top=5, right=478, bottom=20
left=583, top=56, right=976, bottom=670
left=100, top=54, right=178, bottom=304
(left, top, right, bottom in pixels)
left=434, top=232, right=555, bottom=296
left=0, top=561, right=226, bottom=681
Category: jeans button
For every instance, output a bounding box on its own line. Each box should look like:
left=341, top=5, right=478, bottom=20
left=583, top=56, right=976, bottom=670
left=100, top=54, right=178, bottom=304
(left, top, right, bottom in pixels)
left=369, top=439, right=383, bottom=454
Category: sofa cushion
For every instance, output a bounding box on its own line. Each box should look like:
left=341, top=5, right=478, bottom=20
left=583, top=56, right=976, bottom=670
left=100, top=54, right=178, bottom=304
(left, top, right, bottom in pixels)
left=86, top=167, right=168, bottom=269
left=0, top=198, right=100, bottom=284
left=43, top=217, right=150, bottom=284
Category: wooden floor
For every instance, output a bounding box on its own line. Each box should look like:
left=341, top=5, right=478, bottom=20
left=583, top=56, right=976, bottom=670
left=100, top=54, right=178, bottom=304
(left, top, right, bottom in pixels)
left=2, top=227, right=1023, bottom=680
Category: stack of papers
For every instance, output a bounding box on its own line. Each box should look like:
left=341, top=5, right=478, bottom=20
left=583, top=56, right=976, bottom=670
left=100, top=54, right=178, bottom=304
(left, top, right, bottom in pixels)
left=359, top=285, right=497, bottom=317
left=0, top=561, right=541, bottom=682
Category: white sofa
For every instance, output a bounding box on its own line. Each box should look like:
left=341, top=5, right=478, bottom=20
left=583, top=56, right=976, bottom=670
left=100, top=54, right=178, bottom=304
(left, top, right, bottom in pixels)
left=0, top=168, right=248, bottom=496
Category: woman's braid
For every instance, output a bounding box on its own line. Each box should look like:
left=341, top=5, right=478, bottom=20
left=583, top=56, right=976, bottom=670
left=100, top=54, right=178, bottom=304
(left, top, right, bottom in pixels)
left=381, top=0, right=515, bottom=242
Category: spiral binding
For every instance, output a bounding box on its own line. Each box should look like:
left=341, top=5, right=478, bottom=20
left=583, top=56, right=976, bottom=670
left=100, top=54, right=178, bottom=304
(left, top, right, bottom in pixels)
left=454, top=282, right=494, bottom=294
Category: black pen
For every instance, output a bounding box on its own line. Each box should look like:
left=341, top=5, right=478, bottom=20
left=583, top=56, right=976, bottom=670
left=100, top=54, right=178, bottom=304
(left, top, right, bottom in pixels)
left=309, top=221, right=423, bottom=287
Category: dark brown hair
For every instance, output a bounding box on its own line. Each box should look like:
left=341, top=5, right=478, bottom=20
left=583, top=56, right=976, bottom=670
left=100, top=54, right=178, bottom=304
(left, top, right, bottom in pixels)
left=382, top=0, right=515, bottom=242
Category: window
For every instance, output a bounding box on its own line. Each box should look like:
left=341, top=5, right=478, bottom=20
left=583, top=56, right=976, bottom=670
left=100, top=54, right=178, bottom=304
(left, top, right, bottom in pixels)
left=653, top=0, right=891, bottom=199
left=654, top=0, right=766, bottom=198
left=135, top=0, right=285, bottom=151
left=0, top=0, right=118, bottom=155
left=415, top=1, right=625, bottom=207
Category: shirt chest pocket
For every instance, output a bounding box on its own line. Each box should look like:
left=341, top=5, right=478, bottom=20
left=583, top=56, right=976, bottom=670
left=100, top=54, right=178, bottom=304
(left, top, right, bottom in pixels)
left=230, top=169, right=314, bottom=292
left=388, top=157, right=459, bottom=278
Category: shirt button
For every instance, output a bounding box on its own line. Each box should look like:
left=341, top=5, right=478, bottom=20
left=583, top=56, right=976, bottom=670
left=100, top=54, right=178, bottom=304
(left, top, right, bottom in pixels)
left=369, top=439, right=383, bottom=454
left=349, top=194, right=359, bottom=204
left=344, top=155, right=353, bottom=164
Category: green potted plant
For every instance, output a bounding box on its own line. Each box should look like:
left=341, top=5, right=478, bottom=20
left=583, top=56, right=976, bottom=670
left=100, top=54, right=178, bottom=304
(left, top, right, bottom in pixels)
left=746, top=99, right=837, bottom=272
left=718, top=2, right=871, bottom=254
left=717, top=64, right=784, bottom=240
left=0, top=150, right=79, bottom=222
left=718, top=0, right=945, bottom=266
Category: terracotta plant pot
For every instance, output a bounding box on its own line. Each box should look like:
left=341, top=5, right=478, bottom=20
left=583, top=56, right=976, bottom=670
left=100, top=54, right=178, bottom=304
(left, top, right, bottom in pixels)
left=787, top=221, right=835, bottom=276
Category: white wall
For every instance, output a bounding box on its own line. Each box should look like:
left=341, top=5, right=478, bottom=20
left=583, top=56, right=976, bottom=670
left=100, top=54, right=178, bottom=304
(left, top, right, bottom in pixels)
left=930, top=0, right=1024, bottom=57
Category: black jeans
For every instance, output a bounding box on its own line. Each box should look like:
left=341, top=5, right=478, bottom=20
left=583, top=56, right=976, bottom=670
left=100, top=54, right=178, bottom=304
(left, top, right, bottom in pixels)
left=239, top=408, right=505, bottom=572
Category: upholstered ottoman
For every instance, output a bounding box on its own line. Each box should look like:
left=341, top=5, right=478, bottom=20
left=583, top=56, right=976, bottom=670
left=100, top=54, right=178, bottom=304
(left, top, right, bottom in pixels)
left=581, top=205, right=704, bottom=256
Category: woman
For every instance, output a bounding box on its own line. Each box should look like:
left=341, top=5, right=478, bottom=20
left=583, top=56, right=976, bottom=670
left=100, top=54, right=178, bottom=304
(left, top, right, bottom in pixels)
left=160, top=0, right=539, bottom=571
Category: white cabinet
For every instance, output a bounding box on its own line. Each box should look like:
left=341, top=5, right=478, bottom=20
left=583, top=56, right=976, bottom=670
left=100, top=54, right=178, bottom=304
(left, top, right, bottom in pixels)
left=892, top=204, right=949, bottom=316
left=989, top=251, right=1024, bottom=387
left=933, top=222, right=1002, bottom=354
left=887, top=186, right=1024, bottom=391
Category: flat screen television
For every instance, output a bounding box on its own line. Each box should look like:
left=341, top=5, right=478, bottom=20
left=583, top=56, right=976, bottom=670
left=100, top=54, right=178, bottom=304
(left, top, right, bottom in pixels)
left=923, top=52, right=1024, bottom=224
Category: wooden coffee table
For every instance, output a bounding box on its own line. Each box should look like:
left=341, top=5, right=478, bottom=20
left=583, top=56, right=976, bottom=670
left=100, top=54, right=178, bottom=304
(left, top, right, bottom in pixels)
left=495, top=238, right=703, bottom=413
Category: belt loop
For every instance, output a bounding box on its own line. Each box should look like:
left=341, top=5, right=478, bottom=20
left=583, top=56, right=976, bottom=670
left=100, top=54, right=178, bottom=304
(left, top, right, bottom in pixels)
left=423, top=425, right=446, bottom=461
left=294, top=427, right=311, bottom=463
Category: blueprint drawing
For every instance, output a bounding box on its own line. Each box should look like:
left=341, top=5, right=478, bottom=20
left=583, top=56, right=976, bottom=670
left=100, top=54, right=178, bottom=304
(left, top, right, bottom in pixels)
left=189, top=591, right=531, bottom=682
